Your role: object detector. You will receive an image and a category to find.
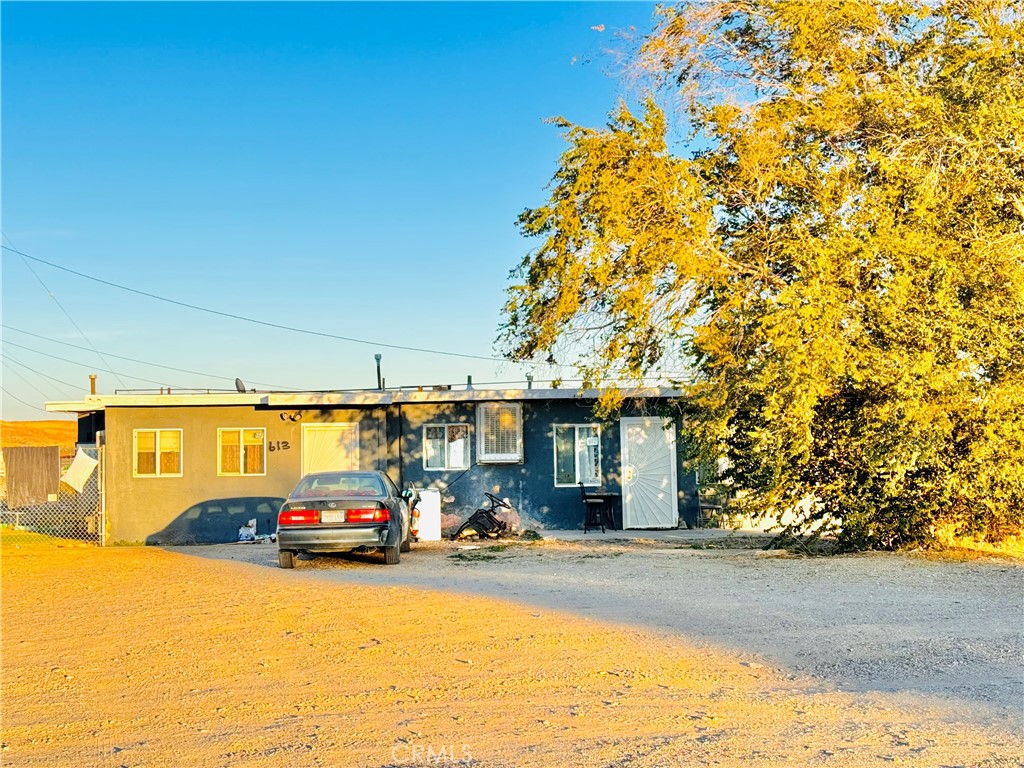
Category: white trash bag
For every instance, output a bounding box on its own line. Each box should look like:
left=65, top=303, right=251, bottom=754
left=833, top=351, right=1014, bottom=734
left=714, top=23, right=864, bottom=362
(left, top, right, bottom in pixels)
left=238, top=518, right=257, bottom=542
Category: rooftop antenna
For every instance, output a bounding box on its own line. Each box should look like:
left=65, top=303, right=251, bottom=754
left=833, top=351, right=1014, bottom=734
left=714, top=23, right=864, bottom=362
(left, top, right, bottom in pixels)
left=234, top=378, right=247, bottom=393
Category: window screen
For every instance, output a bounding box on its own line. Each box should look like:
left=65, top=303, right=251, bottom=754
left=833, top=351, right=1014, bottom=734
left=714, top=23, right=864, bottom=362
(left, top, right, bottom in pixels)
left=218, top=428, right=266, bottom=476
left=136, top=430, right=157, bottom=476
left=553, top=424, right=601, bottom=486
left=424, top=426, right=446, bottom=469
left=476, top=403, right=523, bottom=463
left=134, top=429, right=182, bottom=477
left=554, top=426, right=576, bottom=485
left=447, top=424, right=469, bottom=469
left=159, top=430, right=181, bottom=475
left=423, top=424, right=470, bottom=470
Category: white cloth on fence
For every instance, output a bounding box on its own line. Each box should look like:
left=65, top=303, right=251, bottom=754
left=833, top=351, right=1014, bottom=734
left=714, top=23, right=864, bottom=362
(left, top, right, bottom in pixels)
left=60, top=449, right=98, bottom=493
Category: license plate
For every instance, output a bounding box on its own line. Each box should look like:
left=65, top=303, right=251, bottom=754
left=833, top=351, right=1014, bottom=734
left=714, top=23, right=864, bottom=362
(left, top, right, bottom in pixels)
left=320, top=510, right=345, bottom=523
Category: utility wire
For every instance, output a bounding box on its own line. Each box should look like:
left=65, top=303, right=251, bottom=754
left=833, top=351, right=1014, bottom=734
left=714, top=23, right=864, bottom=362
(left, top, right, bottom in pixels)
left=1, top=361, right=61, bottom=400
left=0, top=386, right=49, bottom=414
left=2, top=246, right=695, bottom=382
left=2, top=340, right=187, bottom=390
left=4, top=326, right=688, bottom=394
left=1, top=350, right=83, bottom=393
left=3, top=235, right=129, bottom=388
left=2, top=245, right=508, bottom=363
left=2, top=324, right=300, bottom=390
left=1, top=356, right=78, bottom=399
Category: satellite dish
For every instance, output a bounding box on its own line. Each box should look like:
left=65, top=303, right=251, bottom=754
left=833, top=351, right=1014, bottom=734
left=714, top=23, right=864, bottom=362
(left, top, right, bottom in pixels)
left=234, top=378, right=247, bottom=393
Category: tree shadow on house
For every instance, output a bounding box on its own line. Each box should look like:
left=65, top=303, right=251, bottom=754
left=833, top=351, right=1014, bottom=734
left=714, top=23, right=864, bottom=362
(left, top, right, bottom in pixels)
left=146, top=497, right=284, bottom=545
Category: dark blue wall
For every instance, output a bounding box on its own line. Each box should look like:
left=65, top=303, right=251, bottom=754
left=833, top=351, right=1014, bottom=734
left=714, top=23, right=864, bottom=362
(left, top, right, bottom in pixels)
left=387, top=398, right=697, bottom=530
left=77, top=411, right=105, bottom=445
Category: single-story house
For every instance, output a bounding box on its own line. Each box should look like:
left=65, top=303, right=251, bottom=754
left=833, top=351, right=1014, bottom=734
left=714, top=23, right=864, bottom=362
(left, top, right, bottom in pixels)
left=46, top=386, right=698, bottom=544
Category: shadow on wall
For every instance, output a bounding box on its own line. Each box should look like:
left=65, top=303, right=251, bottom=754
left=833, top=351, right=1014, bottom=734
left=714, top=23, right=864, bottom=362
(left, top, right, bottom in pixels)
left=397, top=400, right=635, bottom=530
left=145, top=497, right=284, bottom=545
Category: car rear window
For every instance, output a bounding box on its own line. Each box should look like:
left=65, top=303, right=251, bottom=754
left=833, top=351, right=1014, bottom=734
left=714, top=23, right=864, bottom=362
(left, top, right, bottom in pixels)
left=291, top=474, right=386, bottom=498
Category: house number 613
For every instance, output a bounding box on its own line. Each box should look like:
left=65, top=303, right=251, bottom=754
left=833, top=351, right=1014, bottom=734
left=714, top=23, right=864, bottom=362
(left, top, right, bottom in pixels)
left=268, top=441, right=291, bottom=452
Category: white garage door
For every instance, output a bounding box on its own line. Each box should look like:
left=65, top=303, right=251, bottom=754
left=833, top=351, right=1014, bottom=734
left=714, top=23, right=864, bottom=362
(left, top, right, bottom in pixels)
left=301, top=424, right=359, bottom=475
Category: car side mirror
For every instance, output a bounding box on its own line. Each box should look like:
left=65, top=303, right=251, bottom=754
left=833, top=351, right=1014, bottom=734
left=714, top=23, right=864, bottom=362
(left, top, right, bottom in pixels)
left=401, top=489, right=413, bottom=500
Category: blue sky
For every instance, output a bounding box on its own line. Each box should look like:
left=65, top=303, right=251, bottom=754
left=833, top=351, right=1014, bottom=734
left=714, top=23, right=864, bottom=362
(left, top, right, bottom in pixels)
left=2, top=1, right=659, bottom=420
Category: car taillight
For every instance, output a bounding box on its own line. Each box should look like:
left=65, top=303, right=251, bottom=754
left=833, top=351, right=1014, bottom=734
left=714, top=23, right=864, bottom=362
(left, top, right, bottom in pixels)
left=345, top=508, right=390, bottom=523
left=278, top=508, right=319, bottom=525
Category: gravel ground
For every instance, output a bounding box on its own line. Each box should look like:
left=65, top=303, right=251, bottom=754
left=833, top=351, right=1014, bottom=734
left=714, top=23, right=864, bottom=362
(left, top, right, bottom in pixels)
left=8, top=541, right=1021, bottom=767
left=187, top=535, right=1024, bottom=729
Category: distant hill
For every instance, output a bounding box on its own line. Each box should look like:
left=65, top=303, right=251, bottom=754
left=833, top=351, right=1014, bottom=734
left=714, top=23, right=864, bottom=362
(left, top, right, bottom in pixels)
left=1, top=420, right=78, bottom=455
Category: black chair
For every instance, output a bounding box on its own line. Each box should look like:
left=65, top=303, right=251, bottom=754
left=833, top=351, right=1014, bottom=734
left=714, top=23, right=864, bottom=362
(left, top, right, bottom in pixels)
left=580, top=482, right=606, bottom=533
left=696, top=491, right=724, bottom=528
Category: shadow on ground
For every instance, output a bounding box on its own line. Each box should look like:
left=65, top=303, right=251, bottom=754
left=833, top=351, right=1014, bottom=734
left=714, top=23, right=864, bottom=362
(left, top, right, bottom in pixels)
left=174, top=533, right=1024, bottom=729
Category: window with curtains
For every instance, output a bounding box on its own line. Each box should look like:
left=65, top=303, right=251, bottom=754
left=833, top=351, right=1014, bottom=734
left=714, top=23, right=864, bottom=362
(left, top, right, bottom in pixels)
left=217, top=428, right=266, bottom=476
left=133, top=429, right=183, bottom=477
left=423, top=424, right=470, bottom=471
left=553, top=424, right=601, bottom=486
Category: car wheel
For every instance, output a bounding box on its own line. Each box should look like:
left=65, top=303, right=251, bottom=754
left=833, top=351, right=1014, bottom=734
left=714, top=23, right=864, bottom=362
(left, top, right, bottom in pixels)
left=278, top=550, right=295, bottom=569
left=383, top=545, right=400, bottom=565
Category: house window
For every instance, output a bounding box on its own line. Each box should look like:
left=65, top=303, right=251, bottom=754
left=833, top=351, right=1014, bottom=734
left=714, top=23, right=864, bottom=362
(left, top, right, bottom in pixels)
left=476, top=403, right=523, bottom=463
left=133, top=429, right=182, bottom=477
left=554, top=424, right=601, bottom=486
left=423, top=424, right=470, bottom=471
left=218, top=428, right=266, bottom=476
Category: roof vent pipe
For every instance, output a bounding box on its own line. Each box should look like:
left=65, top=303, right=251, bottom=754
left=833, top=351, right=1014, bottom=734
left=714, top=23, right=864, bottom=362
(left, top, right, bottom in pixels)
left=466, top=375, right=473, bottom=390
left=526, top=373, right=533, bottom=390
left=89, top=374, right=97, bottom=395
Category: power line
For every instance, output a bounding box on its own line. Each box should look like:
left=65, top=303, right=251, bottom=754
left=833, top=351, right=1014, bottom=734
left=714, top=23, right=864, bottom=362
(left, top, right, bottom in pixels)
left=3, top=326, right=687, bottom=393
left=1, top=350, right=83, bottom=394
left=0, top=386, right=49, bottom=414
left=2, top=361, right=61, bottom=401
left=2, top=324, right=300, bottom=390
left=2, top=247, right=696, bottom=382
left=2, top=339, right=187, bottom=390
left=3, top=235, right=129, bottom=388
left=2, top=356, right=77, bottom=399
left=2, top=245, right=508, bottom=363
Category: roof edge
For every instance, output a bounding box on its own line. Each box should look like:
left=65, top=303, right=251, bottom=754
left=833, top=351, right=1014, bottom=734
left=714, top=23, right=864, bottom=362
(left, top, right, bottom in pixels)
left=44, top=393, right=268, bottom=413
left=46, top=387, right=683, bottom=413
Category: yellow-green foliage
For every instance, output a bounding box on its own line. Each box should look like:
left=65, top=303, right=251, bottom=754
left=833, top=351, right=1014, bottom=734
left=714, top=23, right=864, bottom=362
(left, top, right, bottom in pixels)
left=502, top=1, right=1024, bottom=549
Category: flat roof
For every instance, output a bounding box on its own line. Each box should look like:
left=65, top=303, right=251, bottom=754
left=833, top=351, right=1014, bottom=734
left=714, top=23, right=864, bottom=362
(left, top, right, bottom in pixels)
left=44, top=392, right=268, bottom=413
left=44, top=386, right=682, bottom=414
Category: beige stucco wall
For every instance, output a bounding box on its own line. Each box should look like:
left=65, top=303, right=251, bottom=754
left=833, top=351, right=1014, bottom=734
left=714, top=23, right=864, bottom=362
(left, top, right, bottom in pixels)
left=103, top=406, right=386, bottom=543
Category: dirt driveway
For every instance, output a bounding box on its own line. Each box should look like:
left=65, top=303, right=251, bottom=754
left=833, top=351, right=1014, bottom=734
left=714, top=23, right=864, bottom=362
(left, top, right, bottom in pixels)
left=193, top=535, right=1024, bottom=728
left=3, top=536, right=1021, bottom=768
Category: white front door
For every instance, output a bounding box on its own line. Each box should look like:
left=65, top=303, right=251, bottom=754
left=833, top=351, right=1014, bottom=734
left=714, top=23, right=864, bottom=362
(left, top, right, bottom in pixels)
left=301, top=424, right=359, bottom=475
left=620, top=417, right=678, bottom=529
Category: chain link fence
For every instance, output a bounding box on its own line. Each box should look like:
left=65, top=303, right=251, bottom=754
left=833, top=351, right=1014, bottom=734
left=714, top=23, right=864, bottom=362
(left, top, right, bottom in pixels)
left=0, top=446, right=104, bottom=545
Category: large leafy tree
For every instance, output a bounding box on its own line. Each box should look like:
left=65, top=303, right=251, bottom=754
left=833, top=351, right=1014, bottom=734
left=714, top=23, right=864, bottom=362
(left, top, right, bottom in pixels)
left=502, top=0, right=1024, bottom=549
